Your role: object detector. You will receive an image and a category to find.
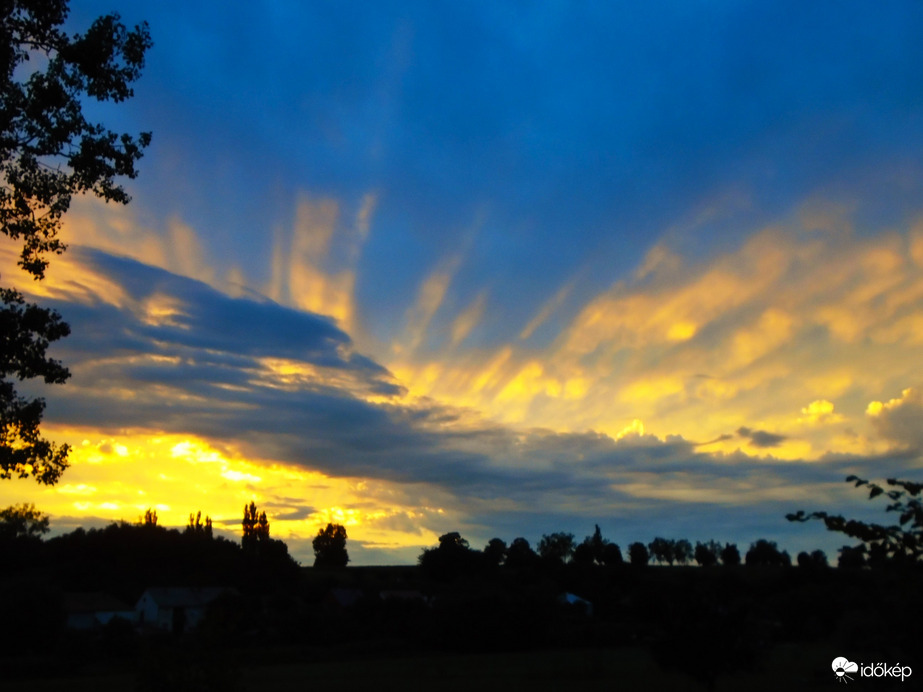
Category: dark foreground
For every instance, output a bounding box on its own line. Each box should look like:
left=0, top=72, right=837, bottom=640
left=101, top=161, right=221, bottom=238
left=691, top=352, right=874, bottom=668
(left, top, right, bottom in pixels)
left=3, top=562, right=919, bottom=691
left=0, top=643, right=862, bottom=691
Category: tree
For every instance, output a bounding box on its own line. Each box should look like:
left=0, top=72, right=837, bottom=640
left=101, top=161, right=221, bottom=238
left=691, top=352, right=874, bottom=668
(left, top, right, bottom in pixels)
left=483, top=537, right=506, bottom=567
left=537, top=531, right=576, bottom=565
left=256, top=510, right=269, bottom=541
left=745, top=539, right=791, bottom=567
left=720, top=542, right=740, bottom=566
left=186, top=511, right=213, bottom=539
left=139, top=507, right=157, bottom=526
left=628, top=541, right=649, bottom=567
left=1, top=0, right=151, bottom=484
left=673, top=538, right=693, bottom=566
left=418, top=531, right=478, bottom=579
left=648, top=537, right=675, bottom=565
left=787, top=475, right=923, bottom=567
left=574, top=524, right=620, bottom=567
left=504, top=536, right=538, bottom=570
left=796, top=549, right=828, bottom=569
left=838, top=545, right=866, bottom=569
left=241, top=501, right=265, bottom=552
left=584, top=525, right=607, bottom=563
left=0, top=502, right=48, bottom=539
left=313, top=522, right=348, bottom=568
left=601, top=542, right=623, bottom=566
left=694, top=540, right=721, bottom=567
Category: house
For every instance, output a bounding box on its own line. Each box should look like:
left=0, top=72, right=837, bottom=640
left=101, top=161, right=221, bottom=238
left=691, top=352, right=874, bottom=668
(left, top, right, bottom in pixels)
left=135, top=586, right=232, bottom=634
left=558, top=592, right=593, bottom=616
left=63, top=592, right=135, bottom=630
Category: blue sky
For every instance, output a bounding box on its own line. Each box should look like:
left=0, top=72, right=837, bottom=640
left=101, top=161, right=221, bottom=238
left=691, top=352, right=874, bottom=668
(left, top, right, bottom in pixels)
left=3, top=0, right=923, bottom=564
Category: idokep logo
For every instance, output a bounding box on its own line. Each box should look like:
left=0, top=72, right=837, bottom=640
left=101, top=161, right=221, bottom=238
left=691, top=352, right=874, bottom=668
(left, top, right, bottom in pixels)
left=833, top=658, right=858, bottom=683
left=832, top=657, right=913, bottom=684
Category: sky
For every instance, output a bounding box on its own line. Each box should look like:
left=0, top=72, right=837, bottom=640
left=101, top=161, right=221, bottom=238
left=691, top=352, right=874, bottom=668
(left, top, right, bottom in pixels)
left=3, top=0, right=923, bottom=565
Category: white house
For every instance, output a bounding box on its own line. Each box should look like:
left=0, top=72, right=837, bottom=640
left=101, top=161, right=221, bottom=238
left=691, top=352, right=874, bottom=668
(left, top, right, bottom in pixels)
left=135, top=587, right=232, bottom=634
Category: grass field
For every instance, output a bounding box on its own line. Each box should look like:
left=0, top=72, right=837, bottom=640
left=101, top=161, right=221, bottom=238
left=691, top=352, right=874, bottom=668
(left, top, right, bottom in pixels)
left=3, top=643, right=839, bottom=691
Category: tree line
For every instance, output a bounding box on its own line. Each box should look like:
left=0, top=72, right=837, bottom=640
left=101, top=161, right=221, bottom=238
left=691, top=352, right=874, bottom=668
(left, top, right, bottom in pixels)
left=417, top=526, right=826, bottom=581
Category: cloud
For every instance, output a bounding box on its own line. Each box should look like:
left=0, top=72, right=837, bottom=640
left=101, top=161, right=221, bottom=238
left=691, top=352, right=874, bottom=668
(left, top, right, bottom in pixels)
left=400, top=253, right=463, bottom=354
left=737, top=427, right=788, bottom=449
left=385, top=214, right=923, bottom=465
left=450, top=291, right=487, bottom=348
left=799, top=399, right=842, bottom=425
left=519, top=278, right=575, bottom=341
left=867, top=388, right=923, bottom=450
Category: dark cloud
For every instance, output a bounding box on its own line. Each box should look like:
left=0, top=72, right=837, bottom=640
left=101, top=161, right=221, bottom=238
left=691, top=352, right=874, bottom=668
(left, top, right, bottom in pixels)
left=868, top=389, right=923, bottom=451
left=737, top=427, right=787, bottom=449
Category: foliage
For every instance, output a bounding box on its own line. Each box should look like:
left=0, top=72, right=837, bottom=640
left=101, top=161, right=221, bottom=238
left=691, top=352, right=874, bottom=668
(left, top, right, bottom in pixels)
left=483, top=537, right=506, bottom=567
left=241, top=500, right=269, bottom=552
left=504, top=536, right=538, bottom=569
left=788, top=475, right=923, bottom=567
left=628, top=541, right=649, bottom=566
left=796, top=549, right=828, bottom=569
left=0, top=0, right=151, bottom=484
left=1, top=288, right=70, bottom=483
left=672, top=538, right=693, bottom=565
left=574, top=524, right=621, bottom=566
left=313, top=522, right=348, bottom=568
left=745, top=539, right=791, bottom=567
left=419, top=531, right=480, bottom=580
left=0, top=501, right=48, bottom=539
left=185, top=510, right=213, bottom=539
left=720, top=542, right=740, bottom=566
left=694, top=540, right=722, bottom=567
left=647, top=537, right=675, bottom=565
left=139, top=507, right=157, bottom=526
left=537, top=531, right=575, bottom=565
left=837, top=544, right=866, bottom=569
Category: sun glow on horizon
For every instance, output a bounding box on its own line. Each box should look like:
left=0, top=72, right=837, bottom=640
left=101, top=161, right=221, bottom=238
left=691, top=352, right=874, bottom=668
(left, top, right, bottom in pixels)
left=0, top=427, right=444, bottom=562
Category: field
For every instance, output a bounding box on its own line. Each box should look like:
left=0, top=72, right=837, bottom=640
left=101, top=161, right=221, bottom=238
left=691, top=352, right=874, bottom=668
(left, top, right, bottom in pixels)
left=3, top=643, right=840, bottom=691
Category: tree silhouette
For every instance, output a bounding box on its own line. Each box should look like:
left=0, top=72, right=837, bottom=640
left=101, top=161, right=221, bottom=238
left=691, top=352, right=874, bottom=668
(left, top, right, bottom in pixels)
left=139, top=507, right=157, bottom=526
left=186, top=511, right=213, bottom=539
left=574, top=524, right=621, bottom=566
left=837, top=544, right=866, bottom=569
left=419, top=531, right=480, bottom=579
left=628, top=541, right=649, bottom=566
left=788, top=475, right=923, bottom=567
left=694, top=540, right=721, bottom=567
left=796, top=549, right=828, bottom=569
left=1, top=0, right=151, bottom=483
left=504, top=536, right=538, bottom=570
left=241, top=501, right=268, bottom=552
left=483, top=537, right=506, bottom=567
left=537, top=532, right=575, bottom=565
left=0, top=502, right=49, bottom=539
left=745, top=539, right=791, bottom=567
left=673, top=538, right=693, bottom=565
left=720, top=542, right=740, bottom=566
left=256, top=510, right=269, bottom=540
left=313, top=522, right=348, bottom=568
left=648, top=537, right=675, bottom=565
